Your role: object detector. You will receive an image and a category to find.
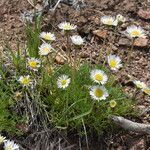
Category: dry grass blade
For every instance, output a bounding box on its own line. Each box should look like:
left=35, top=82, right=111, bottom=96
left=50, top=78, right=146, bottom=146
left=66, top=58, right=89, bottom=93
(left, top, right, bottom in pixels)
left=27, top=0, right=35, bottom=7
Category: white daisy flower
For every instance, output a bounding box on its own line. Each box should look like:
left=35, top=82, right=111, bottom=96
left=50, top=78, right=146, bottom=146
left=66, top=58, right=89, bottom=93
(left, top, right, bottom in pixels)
left=39, top=43, right=52, bottom=56
left=57, top=75, right=71, bottom=89
left=27, top=58, right=41, bottom=71
left=90, top=69, right=108, bottom=85
left=126, top=25, right=146, bottom=38
left=142, top=87, right=150, bottom=95
left=18, top=75, right=31, bottom=87
left=133, top=80, right=147, bottom=89
left=116, top=14, right=126, bottom=23
left=58, top=22, right=77, bottom=31
left=4, top=140, right=19, bottom=150
left=0, top=134, right=6, bottom=144
left=107, top=54, right=122, bottom=71
left=40, top=32, right=56, bottom=41
left=70, top=35, right=84, bottom=46
left=101, top=16, right=118, bottom=26
left=90, top=85, right=109, bottom=101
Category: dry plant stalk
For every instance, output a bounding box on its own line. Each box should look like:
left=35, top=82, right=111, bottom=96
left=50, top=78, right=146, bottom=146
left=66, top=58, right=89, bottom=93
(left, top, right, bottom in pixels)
left=110, top=115, right=150, bottom=134
left=27, top=0, right=35, bottom=7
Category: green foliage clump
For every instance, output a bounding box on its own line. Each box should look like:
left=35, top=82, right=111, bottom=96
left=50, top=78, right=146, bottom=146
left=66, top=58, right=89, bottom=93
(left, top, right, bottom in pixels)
left=41, top=64, right=134, bottom=134
left=0, top=77, right=21, bottom=134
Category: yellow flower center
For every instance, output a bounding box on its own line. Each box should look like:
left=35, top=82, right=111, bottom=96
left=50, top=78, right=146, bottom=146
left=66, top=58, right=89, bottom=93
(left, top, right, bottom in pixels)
left=29, top=61, right=37, bottom=68
left=110, top=100, right=117, bottom=108
left=109, top=60, right=117, bottom=68
left=21, top=78, right=30, bottom=85
left=95, top=74, right=103, bottom=81
left=44, top=34, right=51, bottom=40
left=94, top=89, right=104, bottom=98
left=64, top=24, right=72, bottom=30
left=61, top=80, right=67, bottom=86
left=136, top=83, right=142, bottom=88
left=107, top=20, right=113, bottom=25
left=5, top=145, right=13, bottom=150
left=131, top=30, right=141, bottom=37
left=43, top=47, right=49, bottom=53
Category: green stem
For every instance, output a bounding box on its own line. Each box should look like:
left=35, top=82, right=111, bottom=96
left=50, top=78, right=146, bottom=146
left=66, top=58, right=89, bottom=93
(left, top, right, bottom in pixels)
left=46, top=55, right=51, bottom=66
left=73, top=46, right=80, bottom=80
left=97, top=37, right=106, bottom=64
left=66, top=32, right=71, bottom=58
left=127, top=38, right=135, bottom=64
left=102, top=47, right=111, bottom=67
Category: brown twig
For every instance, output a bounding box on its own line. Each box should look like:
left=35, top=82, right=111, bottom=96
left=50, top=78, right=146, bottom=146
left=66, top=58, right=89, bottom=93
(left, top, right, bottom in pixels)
left=110, top=115, right=150, bottom=135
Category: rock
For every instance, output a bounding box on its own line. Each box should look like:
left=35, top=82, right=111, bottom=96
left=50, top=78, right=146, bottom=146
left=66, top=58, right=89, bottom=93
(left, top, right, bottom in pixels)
left=138, top=9, right=150, bottom=20
left=118, top=38, right=131, bottom=46
left=93, top=29, right=108, bottom=39
left=134, top=38, right=148, bottom=47
left=118, top=38, right=149, bottom=48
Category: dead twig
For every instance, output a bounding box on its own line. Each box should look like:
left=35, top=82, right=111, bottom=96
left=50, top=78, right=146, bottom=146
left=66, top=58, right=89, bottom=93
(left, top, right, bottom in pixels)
left=110, top=115, right=150, bottom=135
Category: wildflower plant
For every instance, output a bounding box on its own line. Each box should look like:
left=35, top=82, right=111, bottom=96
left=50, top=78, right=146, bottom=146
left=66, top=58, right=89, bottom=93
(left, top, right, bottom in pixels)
left=27, top=57, right=41, bottom=71
left=58, top=22, right=77, bottom=61
left=26, top=16, right=41, bottom=58
left=116, top=14, right=126, bottom=23
left=101, top=16, right=118, bottom=26
left=0, top=15, right=137, bottom=142
left=70, top=35, right=84, bottom=46
left=58, top=22, right=77, bottom=31
left=126, top=25, right=146, bottom=38
left=90, top=85, right=109, bottom=100
left=107, top=54, right=122, bottom=71
left=4, top=140, right=19, bottom=150
left=40, top=32, right=56, bottom=41
left=133, top=80, right=147, bottom=89
left=125, top=25, right=146, bottom=64
left=57, top=75, right=71, bottom=89
left=38, top=43, right=53, bottom=56
left=18, top=75, right=32, bottom=87
left=133, top=80, right=150, bottom=95
left=0, top=135, right=6, bottom=144
left=90, top=69, right=108, bottom=84
left=109, top=100, right=117, bottom=108
left=100, top=14, right=122, bottom=66
left=45, top=64, right=134, bottom=134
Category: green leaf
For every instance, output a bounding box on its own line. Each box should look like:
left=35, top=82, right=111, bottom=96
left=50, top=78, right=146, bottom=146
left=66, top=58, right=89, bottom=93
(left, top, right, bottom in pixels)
left=68, top=105, right=93, bottom=122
